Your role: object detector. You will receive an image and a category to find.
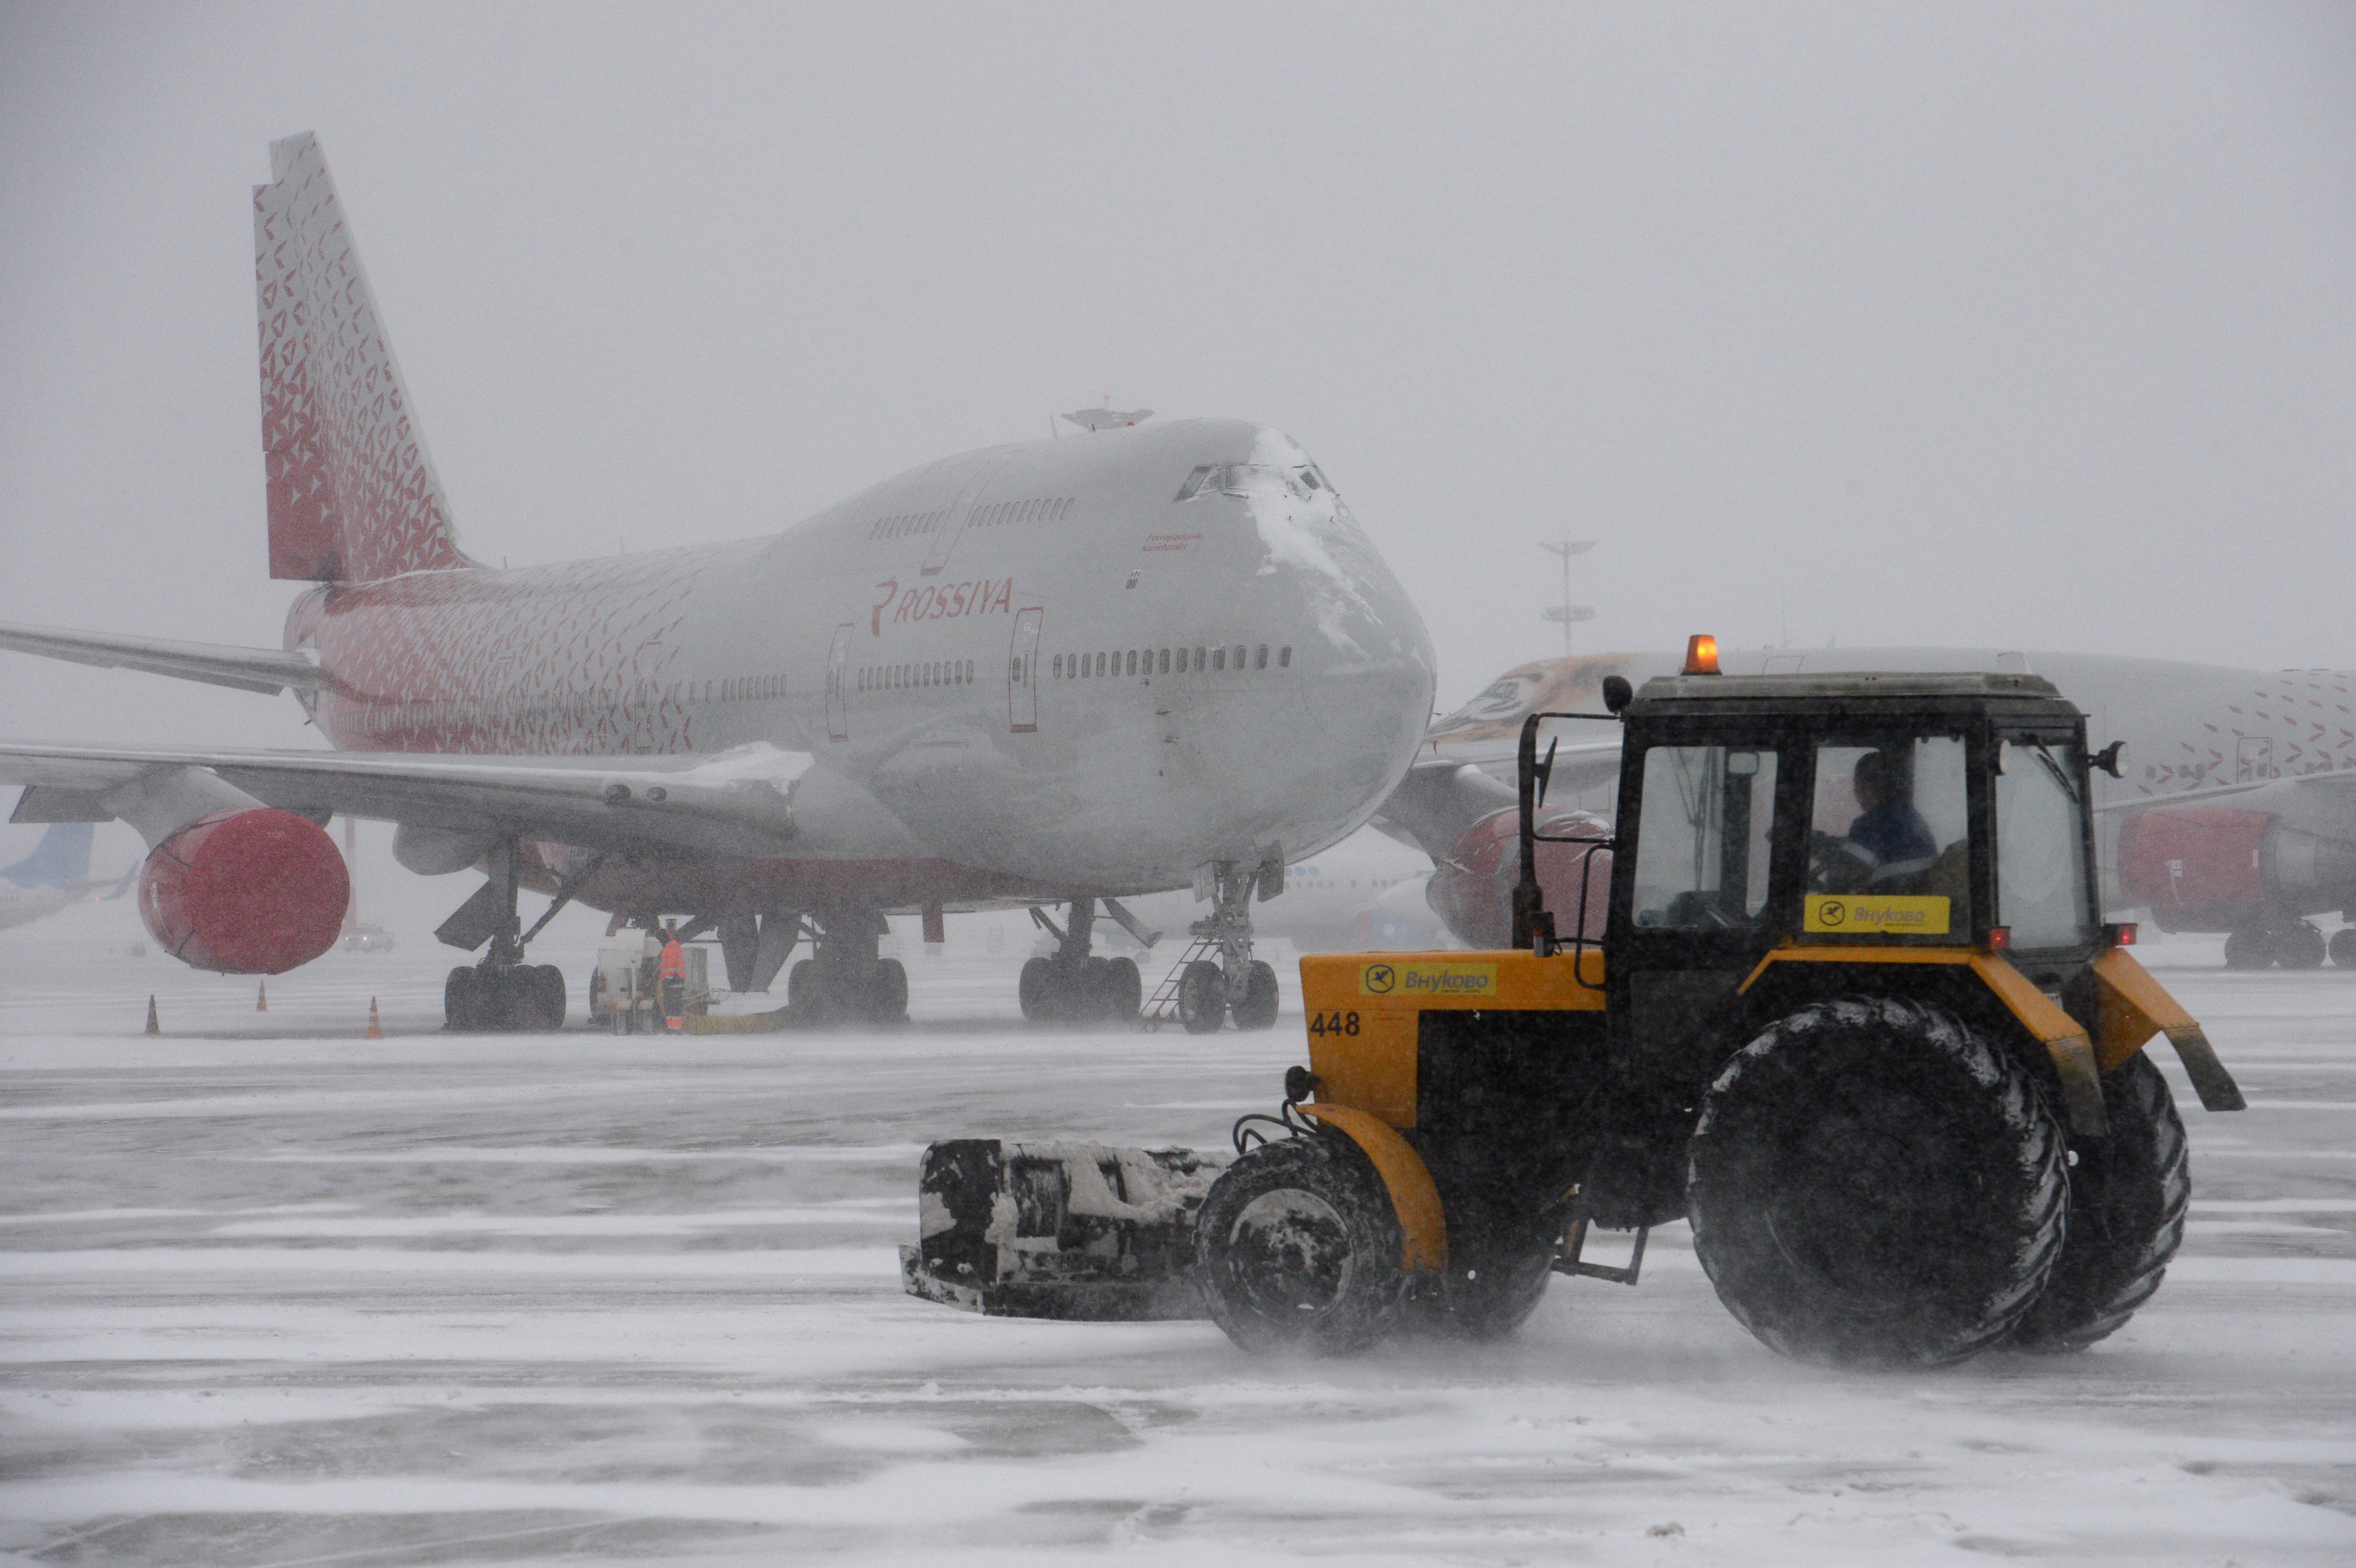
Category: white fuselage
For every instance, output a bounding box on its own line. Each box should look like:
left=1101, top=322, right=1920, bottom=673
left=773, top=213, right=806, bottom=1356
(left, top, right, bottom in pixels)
left=294, top=418, right=1438, bottom=913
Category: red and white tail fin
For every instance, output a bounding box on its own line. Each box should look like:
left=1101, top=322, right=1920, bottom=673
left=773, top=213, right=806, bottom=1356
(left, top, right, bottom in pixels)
left=254, top=133, right=470, bottom=583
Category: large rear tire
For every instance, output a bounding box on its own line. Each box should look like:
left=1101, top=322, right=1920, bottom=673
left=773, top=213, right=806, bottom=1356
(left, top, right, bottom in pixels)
left=1687, top=996, right=2068, bottom=1367
left=2010, top=1052, right=2189, bottom=1351
left=1196, top=1134, right=1405, bottom=1356
left=2332, top=928, right=2356, bottom=969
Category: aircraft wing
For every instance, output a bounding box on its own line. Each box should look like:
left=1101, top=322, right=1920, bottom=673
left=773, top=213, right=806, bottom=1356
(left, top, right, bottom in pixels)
left=1, top=741, right=809, bottom=859
left=2094, top=771, right=2356, bottom=815
left=0, top=621, right=323, bottom=697
left=1374, top=739, right=1624, bottom=860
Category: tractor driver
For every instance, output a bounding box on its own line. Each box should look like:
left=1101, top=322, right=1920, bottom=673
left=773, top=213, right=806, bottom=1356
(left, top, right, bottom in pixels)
left=1846, top=750, right=1937, bottom=863
left=1811, top=749, right=1937, bottom=891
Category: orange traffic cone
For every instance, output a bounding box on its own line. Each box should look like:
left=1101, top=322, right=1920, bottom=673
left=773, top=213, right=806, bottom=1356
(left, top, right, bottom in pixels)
left=364, top=997, right=383, bottom=1040
left=144, top=995, right=160, bottom=1035
left=256, top=980, right=269, bottom=1013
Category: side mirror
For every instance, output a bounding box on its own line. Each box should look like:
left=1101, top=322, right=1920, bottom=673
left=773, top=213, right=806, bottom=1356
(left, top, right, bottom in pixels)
left=2092, top=740, right=2126, bottom=779
left=1601, top=675, right=1633, bottom=714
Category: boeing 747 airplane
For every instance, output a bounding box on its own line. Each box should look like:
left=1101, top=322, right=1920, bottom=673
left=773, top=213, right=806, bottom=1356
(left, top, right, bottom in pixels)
left=0, top=135, right=1436, bottom=1032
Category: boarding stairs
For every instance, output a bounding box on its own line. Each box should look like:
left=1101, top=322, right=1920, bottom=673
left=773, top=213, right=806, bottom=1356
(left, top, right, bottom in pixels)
left=1137, top=935, right=1220, bottom=1031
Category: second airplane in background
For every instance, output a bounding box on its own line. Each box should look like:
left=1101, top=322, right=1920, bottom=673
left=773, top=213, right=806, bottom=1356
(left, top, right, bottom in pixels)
left=1384, top=646, right=2356, bottom=967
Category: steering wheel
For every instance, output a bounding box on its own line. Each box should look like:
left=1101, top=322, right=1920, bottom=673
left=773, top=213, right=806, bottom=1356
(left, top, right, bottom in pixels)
left=1807, top=830, right=1876, bottom=894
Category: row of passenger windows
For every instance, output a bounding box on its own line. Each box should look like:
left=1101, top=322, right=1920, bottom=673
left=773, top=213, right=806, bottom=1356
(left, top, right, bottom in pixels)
left=352, top=674, right=784, bottom=729
left=709, top=675, right=784, bottom=703
left=867, top=496, right=1075, bottom=541
left=859, top=660, right=975, bottom=693
left=971, top=496, right=1073, bottom=528
left=1054, top=644, right=1291, bottom=680
left=870, top=510, right=947, bottom=541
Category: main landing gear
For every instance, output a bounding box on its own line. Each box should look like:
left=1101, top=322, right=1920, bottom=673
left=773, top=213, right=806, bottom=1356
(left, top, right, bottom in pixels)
left=2222, top=910, right=2350, bottom=970
left=437, top=838, right=595, bottom=1033
left=1020, top=897, right=1142, bottom=1024
left=786, top=910, right=909, bottom=1025
left=1176, top=858, right=1280, bottom=1035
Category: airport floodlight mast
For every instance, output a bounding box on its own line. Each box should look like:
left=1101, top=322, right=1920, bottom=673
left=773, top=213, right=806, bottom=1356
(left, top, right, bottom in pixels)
left=1538, top=539, right=1596, bottom=657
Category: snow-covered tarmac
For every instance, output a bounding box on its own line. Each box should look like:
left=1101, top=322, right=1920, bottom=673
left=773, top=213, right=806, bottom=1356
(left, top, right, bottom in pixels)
left=3, top=926, right=2353, bottom=1566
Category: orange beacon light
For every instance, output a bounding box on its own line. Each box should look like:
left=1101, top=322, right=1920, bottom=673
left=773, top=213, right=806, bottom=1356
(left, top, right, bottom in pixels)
left=1683, top=633, right=1721, bottom=675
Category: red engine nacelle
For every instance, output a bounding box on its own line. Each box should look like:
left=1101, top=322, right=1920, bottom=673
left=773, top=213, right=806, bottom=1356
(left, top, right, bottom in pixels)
left=1426, top=805, right=1613, bottom=950
left=138, top=808, right=349, bottom=974
left=2117, top=803, right=2356, bottom=932
left=2117, top=805, right=2271, bottom=930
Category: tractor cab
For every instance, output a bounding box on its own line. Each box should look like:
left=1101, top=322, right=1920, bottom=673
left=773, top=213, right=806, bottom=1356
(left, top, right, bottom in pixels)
left=1574, top=669, right=2113, bottom=1128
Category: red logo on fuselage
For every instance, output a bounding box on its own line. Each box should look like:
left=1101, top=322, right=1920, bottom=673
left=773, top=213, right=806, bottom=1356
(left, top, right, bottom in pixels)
left=885, top=577, right=1014, bottom=631
left=871, top=580, right=900, bottom=637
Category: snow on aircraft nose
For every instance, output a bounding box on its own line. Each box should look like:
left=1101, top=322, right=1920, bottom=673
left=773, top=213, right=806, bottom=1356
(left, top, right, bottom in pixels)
left=1224, top=427, right=1437, bottom=835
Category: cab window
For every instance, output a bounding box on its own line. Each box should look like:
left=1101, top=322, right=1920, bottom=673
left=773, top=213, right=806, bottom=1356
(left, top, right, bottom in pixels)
left=1631, top=746, right=1778, bottom=928
left=1805, top=736, right=1971, bottom=938
left=1996, top=736, right=2094, bottom=950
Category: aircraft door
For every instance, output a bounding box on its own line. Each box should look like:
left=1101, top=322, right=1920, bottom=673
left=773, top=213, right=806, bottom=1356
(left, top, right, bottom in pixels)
left=825, top=623, right=852, bottom=741
left=1008, top=608, right=1043, bottom=733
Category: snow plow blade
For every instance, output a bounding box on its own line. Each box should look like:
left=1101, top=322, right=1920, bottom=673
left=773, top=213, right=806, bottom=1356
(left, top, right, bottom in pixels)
left=899, top=1139, right=1220, bottom=1321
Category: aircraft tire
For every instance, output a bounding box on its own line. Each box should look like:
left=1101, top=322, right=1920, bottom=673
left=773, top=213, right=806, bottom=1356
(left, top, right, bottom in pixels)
left=2332, top=929, right=2356, bottom=969
left=1687, top=996, right=2068, bottom=1367
left=1233, top=960, right=1280, bottom=1031
left=870, top=958, right=909, bottom=1022
left=788, top=959, right=814, bottom=1012
left=2009, top=1052, right=2189, bottom=1351
left=2278, top=923, right=2327, bottom=970
left=532, top=965, right=568, bottom=1031
left=444, top=966, right=480, bottom=1032
left=1018, top=958, right=1053, bottom=1022
left=1098, top=956, right=1142, bottom=1022
left=1177, top=960, right=1227, bottom=1034
left=2223, top=928, right=2271, bottom=969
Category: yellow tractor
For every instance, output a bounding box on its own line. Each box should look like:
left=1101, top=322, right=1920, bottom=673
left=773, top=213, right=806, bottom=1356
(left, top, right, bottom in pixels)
left=904, top=646, right=2245, bottom=1365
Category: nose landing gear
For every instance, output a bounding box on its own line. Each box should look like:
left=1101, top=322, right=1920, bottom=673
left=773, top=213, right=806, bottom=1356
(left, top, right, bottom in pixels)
left=1170, top=857, right=1281, bottom=1034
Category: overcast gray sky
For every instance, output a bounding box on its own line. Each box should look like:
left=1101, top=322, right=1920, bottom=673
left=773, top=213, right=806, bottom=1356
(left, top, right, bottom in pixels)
left=4, top=0, right=2352, bottom=768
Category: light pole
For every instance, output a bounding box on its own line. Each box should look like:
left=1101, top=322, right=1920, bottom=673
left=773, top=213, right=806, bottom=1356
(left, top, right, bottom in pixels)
left=1538, top=540, right=1596, bottom=658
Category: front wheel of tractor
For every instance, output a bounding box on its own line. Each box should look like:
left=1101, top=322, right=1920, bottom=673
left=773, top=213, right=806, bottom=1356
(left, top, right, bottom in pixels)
left=1195, top=1133, right=1406, bottom=1356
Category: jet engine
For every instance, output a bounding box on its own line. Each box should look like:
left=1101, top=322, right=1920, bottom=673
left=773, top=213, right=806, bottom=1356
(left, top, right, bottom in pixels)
left=138, top=807, right=349, bottom=973
left=2118, top=804, right=2356, bottom=930
left=1426, top=805, right=1612, bottom=950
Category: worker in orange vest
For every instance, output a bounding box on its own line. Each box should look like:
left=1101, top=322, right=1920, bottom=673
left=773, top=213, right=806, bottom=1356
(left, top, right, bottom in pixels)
left=658, top=926, right=688, bottom=1033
